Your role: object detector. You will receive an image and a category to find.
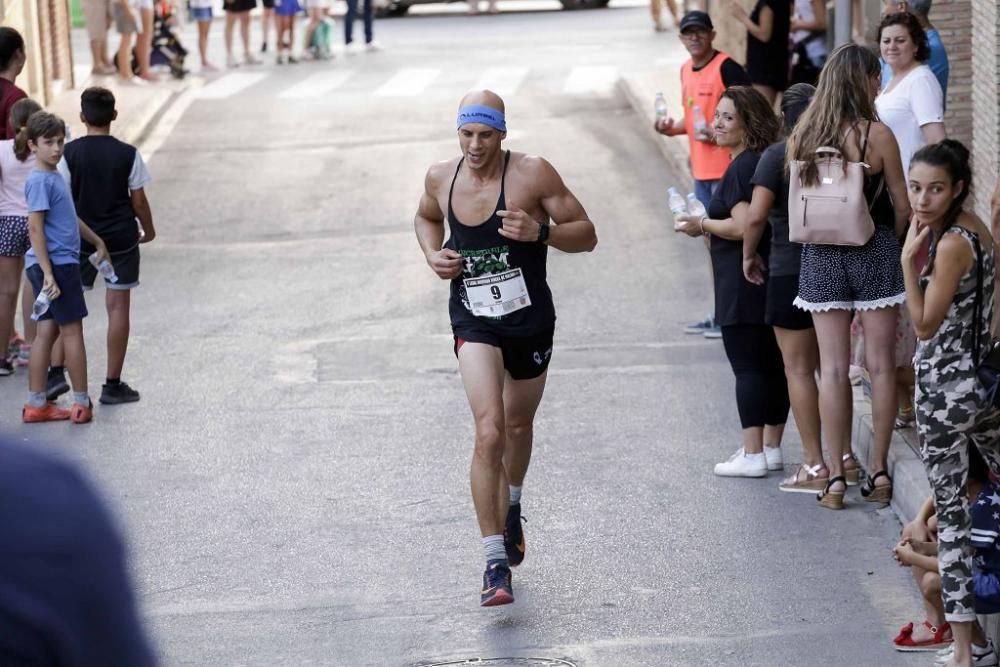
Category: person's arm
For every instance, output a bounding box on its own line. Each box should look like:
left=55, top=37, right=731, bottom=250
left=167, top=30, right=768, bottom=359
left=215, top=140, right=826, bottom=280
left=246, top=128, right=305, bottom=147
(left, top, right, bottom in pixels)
left=131, top=189, right=155, bottom=243
left=654, top=117, right=688, bottom=138
left=921, top=123, right=946, bottom=144
left=913, top=72, right=946, bottom=145
left=991, top=181, right=1000, bottom=241
left=720, top=58, right=753, bottom=87
left=743, top=185, right=775, bottom=284
left=902, top=495, right=936, bottom=542
left=729, top=0, right=774, bottom=43
left=902, top=227, right=970, bottom=340
left=498, top=158, right=597, bottom=253
left=790, top=0, right=825, bottom=31
left=27, top=211, right=60, bottom=299
left=894, top=541, right=939, bottom=571
left=78, top=220, right=110, bottom=265
left=675, top=209, right=744, bottom=241
left=414, top=165, right=463, bottom=280
left=874, top=123, right=911, bottom=236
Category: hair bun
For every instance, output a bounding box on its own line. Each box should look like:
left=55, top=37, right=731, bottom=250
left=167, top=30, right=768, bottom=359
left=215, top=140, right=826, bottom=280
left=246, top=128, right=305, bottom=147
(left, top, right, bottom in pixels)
left=939, top=138, right=970, bottom=163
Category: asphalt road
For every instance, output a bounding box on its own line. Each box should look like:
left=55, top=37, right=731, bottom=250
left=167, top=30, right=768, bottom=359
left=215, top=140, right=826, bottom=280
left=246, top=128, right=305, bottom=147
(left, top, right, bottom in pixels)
left=9, top=7, right=930, bottom=666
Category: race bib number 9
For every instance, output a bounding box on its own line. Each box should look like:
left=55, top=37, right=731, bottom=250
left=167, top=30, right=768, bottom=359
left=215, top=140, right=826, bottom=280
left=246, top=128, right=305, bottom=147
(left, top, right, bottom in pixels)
left=463, top=268, right=532, bottom=318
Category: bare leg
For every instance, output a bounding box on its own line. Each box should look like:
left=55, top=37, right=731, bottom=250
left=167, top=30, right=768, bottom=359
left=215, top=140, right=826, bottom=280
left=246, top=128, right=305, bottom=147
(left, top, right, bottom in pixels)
left=774, top=326, right=825, bottom=468
left=812, top=310, right=853, bottom=490
left=663, top=0, right=679, bottom=23
left=51, top=334, right=64, bottom=368
left=137, top=7, right=157, bottom=80
left=105, top=288, right=131, bottom=381
left=224, top=11, right=236, bottom=60
left=28, top=321, right=57, bottom=393
left=741, top=426, right=764, bottom=455
left=764, top=423, right=785, bottom=447
left=907, top=567, right=945, bottom=641
left=240, top=11, right=252, bottom=57
left=501, top=371, right=547, bottom=488
left=260, top=7, right=274, bottom=49
left=117, top=31, right=134, bottom=79
left=458, top=342, right=508, bottom=536
left=950, top=621, right=973, bottom=667
left=860, top=305, right=898, bottom=484
left=303, top=11, right=321, bottom=53
left=197, top=20, right=215, bottom=68
left=650, top=0, right=664, bottom=30
left=0, top=258, right=21, bottom=362
left=897, top=364, right=915, bottom=415
left=59, top=321, right=88, bottom=396
left=21, top=278, right=36, bottom=347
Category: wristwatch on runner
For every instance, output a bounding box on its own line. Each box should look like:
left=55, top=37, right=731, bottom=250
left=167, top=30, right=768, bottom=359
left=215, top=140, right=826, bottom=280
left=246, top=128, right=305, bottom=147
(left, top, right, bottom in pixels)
left=537, top=223, right=550, bottom=244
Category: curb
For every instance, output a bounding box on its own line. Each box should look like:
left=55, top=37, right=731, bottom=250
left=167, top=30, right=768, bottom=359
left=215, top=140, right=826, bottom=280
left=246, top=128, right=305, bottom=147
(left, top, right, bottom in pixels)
left=618, top=70, right=930, bottom=525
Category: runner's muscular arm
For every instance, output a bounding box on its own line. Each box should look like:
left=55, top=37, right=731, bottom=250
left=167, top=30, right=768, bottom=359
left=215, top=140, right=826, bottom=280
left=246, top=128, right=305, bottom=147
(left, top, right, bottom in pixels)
left=414, top=165, right=463, bottom=280
left=498, top=158, right=597, bottom=253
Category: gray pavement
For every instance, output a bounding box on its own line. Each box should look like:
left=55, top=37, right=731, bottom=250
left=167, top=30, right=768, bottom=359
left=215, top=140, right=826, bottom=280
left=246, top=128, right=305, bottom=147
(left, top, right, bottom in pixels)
left=7, top=7, right=933, bottom=666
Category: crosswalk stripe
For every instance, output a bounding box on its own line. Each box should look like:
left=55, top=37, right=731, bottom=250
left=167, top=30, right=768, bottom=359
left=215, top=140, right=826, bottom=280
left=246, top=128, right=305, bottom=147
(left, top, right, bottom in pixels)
left=196, top=72, right=270, bottom=99
left=562, top=66, right=618, bottom=96
left=373, top=68, right=440, bottom=97
left=472, top=67, right=530, bottom=97
left=278, top=69, right=357, bottom=99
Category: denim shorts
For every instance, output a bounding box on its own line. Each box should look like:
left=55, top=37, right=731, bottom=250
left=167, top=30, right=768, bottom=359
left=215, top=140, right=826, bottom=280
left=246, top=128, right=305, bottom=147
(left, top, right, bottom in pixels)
left=26, top=263, right=88, bottom=325
left=191, top=5, right=212, bottom=20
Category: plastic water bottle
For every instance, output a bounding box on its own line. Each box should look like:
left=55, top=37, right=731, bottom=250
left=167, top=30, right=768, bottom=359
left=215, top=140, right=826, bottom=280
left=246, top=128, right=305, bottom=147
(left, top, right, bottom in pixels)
left=655, top=92, right=668, bottom=122
left=668, top=187, right=687, bottom=224
left=31, top=292, right=50, bottom=321
left=89, top=252, right=118, bottom=284
left=692, top=105, right=708, bottom=137
left=686, top=193, right=706, bottom=219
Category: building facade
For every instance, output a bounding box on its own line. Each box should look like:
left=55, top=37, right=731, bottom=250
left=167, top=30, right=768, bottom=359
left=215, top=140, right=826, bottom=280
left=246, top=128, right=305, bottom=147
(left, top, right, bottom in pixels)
left=1, top=0, right=74, bottom=106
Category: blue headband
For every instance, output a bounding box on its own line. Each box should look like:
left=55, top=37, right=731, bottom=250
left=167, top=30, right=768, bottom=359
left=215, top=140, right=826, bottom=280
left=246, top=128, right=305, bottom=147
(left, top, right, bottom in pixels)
left=456, top=105, right=507, bottom=132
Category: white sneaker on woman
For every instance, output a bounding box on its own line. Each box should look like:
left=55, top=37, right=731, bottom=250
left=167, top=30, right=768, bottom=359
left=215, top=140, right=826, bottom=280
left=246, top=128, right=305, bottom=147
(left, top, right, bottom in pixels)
left=714, top=449, right=767, bottom=478
left=764, top=445, right=783, bottom=471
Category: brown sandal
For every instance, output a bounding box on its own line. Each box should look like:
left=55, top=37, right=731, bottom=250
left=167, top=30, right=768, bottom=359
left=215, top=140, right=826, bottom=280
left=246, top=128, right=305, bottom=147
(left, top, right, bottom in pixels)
left=818, top=476, right=846, bottom=510
left=861, top=470, right=893, bottom=504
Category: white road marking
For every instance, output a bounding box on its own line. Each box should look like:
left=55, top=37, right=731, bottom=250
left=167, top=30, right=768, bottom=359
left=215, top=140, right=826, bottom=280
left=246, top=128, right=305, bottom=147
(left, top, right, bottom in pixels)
left=562, top=65, right=618, bottom=96
left=472, top=67, right=530, bottom=96
left=138, top=79, right=205, bottom=164
left=195, top=72, right=269, bottom=99
left=373, top=68, right=440, bottom=97
left=278, top=69, right=357, bottom=99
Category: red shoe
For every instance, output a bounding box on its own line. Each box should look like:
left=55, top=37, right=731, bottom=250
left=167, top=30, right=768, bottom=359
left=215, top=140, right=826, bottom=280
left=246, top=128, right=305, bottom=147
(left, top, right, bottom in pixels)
left=23, top=402, right=71, bottom=423
left=893, top=620, right=952, bottom=651
left=70, top=400, right=93, bottom=424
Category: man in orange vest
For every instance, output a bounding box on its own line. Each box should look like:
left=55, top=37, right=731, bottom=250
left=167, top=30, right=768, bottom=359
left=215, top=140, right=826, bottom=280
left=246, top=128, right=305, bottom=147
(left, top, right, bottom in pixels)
left=655, top=10, right=750, bottom=339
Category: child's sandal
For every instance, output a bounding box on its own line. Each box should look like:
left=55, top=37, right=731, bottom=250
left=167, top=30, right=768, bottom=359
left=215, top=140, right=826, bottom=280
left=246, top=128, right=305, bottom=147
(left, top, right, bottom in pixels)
left=817, top=476, right=846, bottom=510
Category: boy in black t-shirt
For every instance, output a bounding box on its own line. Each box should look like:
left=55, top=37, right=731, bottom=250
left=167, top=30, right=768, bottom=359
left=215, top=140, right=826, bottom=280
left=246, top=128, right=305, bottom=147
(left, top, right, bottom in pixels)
left=59, top=87, right=156, bottom=405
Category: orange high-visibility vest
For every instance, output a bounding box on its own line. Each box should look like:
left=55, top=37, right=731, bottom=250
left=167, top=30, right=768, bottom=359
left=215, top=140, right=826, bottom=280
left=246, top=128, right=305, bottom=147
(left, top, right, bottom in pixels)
left=681, top=51, right=733, bottom=182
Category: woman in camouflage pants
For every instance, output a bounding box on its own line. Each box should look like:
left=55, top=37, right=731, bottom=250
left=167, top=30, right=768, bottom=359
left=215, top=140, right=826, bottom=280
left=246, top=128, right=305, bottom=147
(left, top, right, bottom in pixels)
left=903, top=140, right=1000, bottom=667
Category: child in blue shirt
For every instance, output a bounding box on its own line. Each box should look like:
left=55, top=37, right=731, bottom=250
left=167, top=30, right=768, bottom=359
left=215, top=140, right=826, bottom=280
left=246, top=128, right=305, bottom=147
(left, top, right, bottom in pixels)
left=22, top=111, right=108, bottom=424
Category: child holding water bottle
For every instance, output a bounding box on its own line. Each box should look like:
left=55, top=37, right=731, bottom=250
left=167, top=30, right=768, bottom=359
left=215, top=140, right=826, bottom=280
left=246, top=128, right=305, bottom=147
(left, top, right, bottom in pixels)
left=59, top=87, right=155, bottom=406
left=22, top=111, right=109, bottom=424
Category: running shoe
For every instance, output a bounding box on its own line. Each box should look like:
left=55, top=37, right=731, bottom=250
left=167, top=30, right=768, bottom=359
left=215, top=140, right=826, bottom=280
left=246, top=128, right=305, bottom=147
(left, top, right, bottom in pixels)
left=480, top=559, right=514, bottom=607
left=504, top=503, right=526, bottom=567
left=46, top=371, right=69, bottom=401
left=70, top=400, right=93, bottom=424
left=703, top=324, right=722, bottom=339
left=23, top=402, right=71, bottom=423
left=0, top=358, right=13, bottom=376
left=684, top=316, right=714, bottom=335
left=100, top=381, right=140, bottom=404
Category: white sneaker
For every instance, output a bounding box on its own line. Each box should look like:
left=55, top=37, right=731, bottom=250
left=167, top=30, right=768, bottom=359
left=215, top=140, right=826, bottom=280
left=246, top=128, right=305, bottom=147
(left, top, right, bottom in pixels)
left=975, top=640, right=999, bottom=667
left=764, top=445, right=783, bottom=471
left=365, top=40, right=382, bottom=52
left=714, top=449, right=767, bottom=478
left=934, top=645, right=953, bottom=665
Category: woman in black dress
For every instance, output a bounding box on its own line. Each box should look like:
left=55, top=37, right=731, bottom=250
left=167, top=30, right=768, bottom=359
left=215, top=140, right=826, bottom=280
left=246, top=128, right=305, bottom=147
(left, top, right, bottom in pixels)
left=727, top=0, right=791, bottom=105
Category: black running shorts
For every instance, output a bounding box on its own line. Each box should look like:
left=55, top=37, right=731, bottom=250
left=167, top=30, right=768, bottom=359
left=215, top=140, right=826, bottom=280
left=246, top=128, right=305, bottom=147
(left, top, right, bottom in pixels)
left=453, top=325, right=554, bottom=381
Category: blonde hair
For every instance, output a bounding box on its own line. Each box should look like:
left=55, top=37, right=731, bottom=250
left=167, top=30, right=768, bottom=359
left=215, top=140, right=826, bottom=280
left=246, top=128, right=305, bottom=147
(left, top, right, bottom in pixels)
left=786, top=44, right=882, bottom=186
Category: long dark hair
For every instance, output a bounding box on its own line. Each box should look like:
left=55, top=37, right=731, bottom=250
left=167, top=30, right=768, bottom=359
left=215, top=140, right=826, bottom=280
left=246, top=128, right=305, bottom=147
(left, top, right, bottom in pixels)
left=10, top=98, right=41, bottom=162
left=0, top=28, right=24, bottom=71
left=911, top=140, right=972, bottom=274
left=780, top=83, right=815, bottom=136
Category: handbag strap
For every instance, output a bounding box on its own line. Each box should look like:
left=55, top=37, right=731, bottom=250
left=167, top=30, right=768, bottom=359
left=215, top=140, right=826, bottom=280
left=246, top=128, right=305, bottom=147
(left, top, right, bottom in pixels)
left=860, top=121, right=885, bottom=213
left=972, top=231, right=984, bottom=364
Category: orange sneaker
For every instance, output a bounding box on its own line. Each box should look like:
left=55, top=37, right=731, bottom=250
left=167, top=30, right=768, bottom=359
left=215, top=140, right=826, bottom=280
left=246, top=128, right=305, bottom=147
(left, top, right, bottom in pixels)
left=23, top=402, right=71, bottom=423
left=70, top=400, right=93, bottom=424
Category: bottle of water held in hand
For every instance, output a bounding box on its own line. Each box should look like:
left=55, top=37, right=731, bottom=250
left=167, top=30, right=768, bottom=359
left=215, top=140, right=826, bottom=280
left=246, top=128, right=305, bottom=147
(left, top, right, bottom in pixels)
left=89, top=252, right=118, bottom=284
left=692, top=105, right=708, bottom=138
left=686, top=193, right=706, bottom=219
left=31, top=292, right=50, bottom=322
left=668, top=187, right=687, bottom=227
left=655, top=92, right=667, bottom=122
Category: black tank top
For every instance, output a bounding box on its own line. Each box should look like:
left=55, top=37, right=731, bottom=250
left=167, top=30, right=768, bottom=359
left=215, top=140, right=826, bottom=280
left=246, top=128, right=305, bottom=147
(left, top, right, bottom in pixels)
left=859, top=122, right=894, bottom=229
left=445, top=151, right=555, bottom=336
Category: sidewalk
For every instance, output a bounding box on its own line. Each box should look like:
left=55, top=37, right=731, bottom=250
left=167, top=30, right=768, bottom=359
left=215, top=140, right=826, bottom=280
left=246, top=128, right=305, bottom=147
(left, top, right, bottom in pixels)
left=619, top=69, right=931, bottom=525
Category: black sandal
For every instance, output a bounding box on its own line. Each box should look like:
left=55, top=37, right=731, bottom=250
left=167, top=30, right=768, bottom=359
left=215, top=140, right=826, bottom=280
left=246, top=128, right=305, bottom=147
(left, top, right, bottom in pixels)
left=817, top=476, right=846, bottom=510
left=861, top=470, right=892, bottom=504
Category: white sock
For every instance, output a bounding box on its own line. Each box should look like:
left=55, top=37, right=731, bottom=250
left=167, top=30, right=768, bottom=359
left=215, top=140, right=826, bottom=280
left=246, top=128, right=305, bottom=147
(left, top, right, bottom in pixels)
left=509, top=485, right=522, bottom=505
left=482, top=534, right=506, bottom=563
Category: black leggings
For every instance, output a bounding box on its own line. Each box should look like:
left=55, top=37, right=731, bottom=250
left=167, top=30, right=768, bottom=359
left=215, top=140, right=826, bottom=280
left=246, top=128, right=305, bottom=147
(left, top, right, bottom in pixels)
left=720, top=324, right=790, bottom=429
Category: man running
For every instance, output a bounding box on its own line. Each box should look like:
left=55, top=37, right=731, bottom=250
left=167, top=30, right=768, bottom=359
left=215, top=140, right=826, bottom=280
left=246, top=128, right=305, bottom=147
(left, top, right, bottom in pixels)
left=414, top=90, right=597, bottom=607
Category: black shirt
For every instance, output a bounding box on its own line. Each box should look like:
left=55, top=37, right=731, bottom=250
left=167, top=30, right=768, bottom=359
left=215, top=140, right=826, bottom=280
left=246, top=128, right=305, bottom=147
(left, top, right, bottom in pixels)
left=708, top=150, right=770, bottom=327
left=745, top=0, right=791, bottom=90
left=709, top=55, right=753, bottom=88
left=63, top=136, right=141, bottom=253
left=0, top=439, right=157, bottom=666
left=750, top=140, right=798, bottom=277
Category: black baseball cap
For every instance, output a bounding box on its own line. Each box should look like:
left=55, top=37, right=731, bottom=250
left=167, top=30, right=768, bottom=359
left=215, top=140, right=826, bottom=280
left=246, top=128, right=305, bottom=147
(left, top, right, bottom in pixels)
left=679, top=10, right=713, bottom=32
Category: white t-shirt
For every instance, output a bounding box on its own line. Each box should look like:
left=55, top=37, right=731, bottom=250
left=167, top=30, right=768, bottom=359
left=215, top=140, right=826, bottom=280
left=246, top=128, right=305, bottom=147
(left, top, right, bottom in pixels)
left=875, top=65, right=944, bottom=176
left=0, top=140, right=35, bottom=217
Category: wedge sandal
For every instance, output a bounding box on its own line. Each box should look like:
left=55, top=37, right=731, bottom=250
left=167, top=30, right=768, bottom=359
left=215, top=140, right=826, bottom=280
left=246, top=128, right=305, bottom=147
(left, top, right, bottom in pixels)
left=861, top=470, right=893, bottom=504
left=817, top=476, right=846, bottom=510
left=779, top=463, right=829, bottom=494
left=843, top=453, right=860, bottom=486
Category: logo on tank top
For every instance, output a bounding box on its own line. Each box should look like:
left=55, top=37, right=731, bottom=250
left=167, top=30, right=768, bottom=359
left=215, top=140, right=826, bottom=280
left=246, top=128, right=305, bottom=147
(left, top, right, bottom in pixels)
left=456, top=245, right=532, bottom=319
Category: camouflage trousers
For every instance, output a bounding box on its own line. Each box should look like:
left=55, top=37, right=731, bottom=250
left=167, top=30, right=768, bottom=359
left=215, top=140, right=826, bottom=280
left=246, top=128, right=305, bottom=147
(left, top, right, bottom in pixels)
left=916, top=360, right=1000, bottom=622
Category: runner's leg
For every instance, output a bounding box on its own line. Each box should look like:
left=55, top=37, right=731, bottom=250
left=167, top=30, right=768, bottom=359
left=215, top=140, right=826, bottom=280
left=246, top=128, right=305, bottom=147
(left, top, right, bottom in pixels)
left=458, top=341, right=508, bottom=536
left=502, top=371, right=547, bottom=490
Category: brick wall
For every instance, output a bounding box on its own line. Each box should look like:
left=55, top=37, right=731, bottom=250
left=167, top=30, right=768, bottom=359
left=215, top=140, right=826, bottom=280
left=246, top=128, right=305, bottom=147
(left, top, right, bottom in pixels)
left=931, top=0, right=972, bottom=150
left=970, top=0, right=999, bottom=220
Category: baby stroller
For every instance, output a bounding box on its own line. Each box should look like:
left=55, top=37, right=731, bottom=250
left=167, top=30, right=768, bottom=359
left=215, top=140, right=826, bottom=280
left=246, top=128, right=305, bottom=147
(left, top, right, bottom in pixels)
left=114, top=1, right=189, bottom=79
